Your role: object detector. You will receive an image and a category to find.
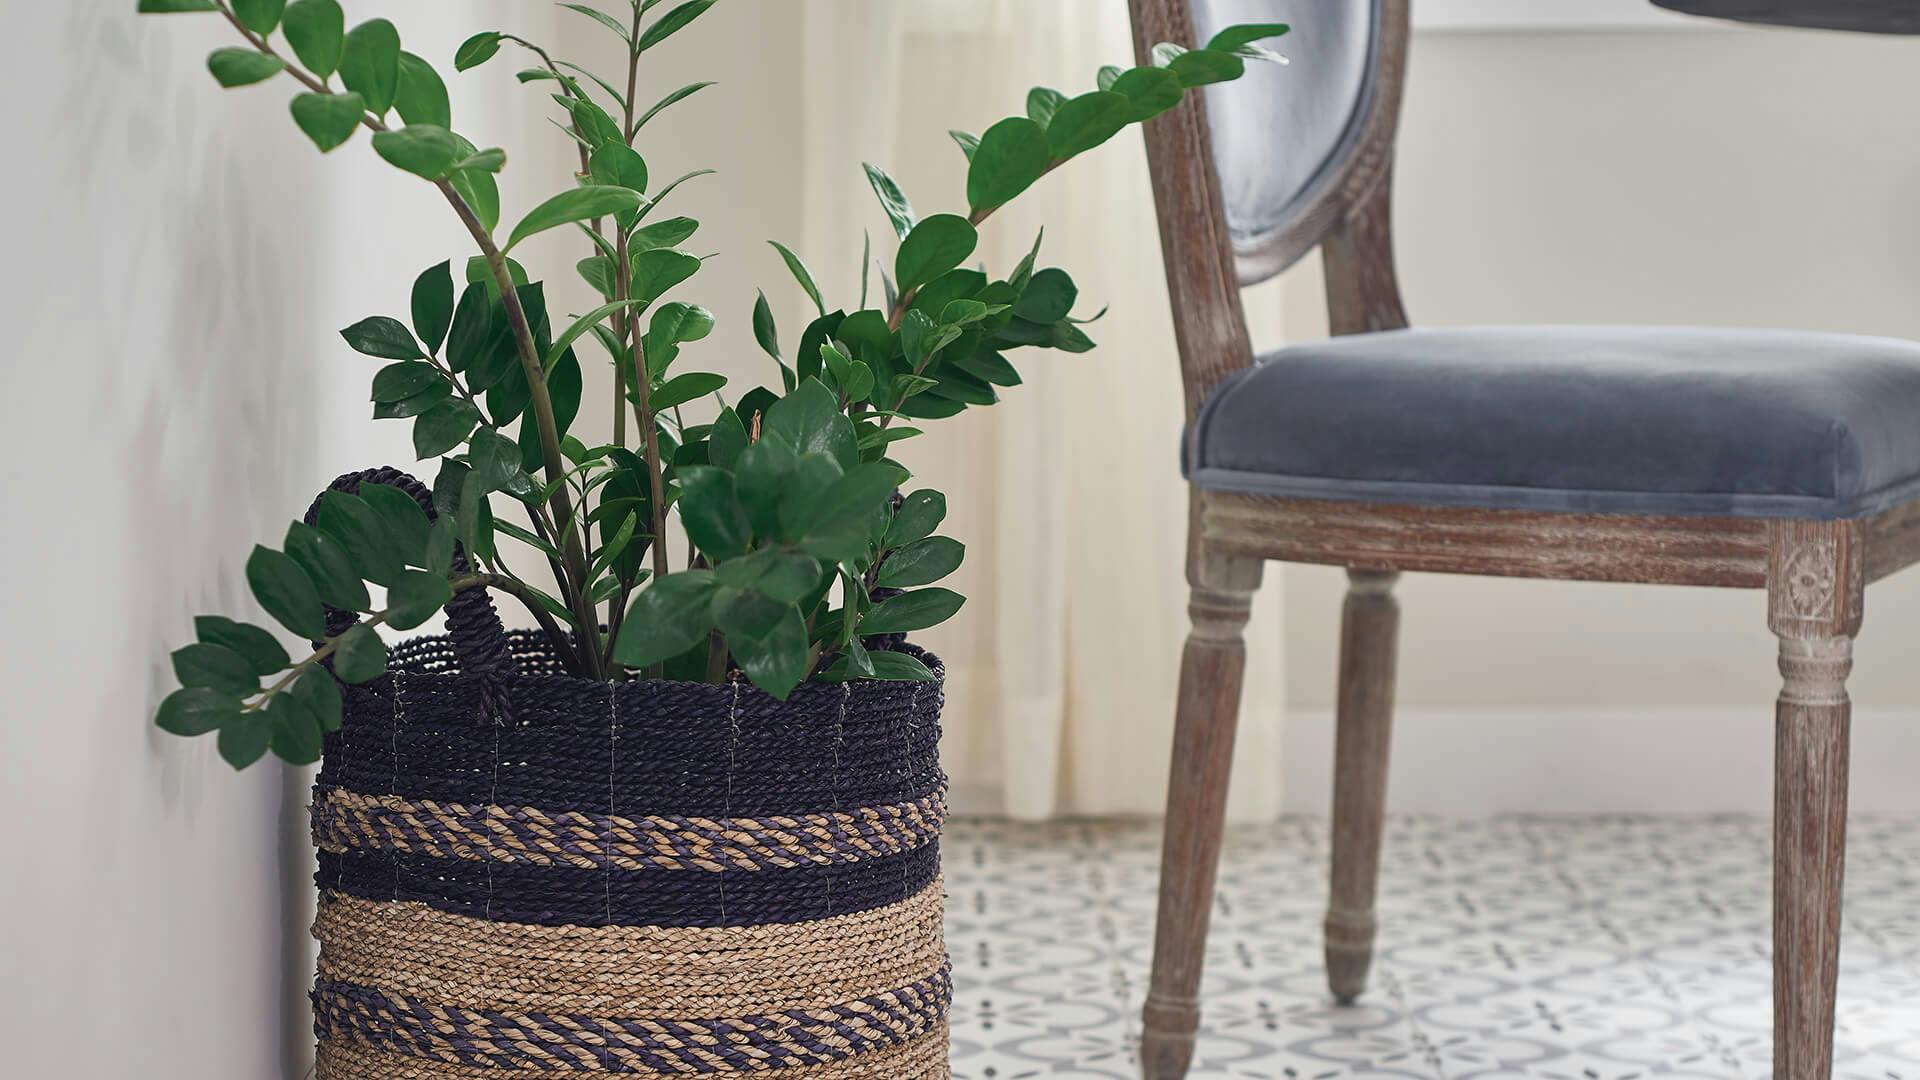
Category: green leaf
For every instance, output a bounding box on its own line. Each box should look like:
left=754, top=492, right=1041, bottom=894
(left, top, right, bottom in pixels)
left=508, top=187, right=643, bottom=251
left=340, top=18, right=401, bottom=115
left=411, top=261, right=455, bottom=353
left=395, top=51, right=452, bottom=128
left=452, top=147, right=507, bottom=173
left=315, top=491, right=404, bottom=586
left=642, top=301, right=715, bottom=377
left=172, top=642, right=260, bottom=696
left=863, top=163, right=917, bottom=241
left=878, top=536, right=965, bottom=588
left=283, top=522, right=370, bottom=612
left=207, top=48, right=285, bottom=88
left=769, top=240, right=826, bottom=318
left=631, top=248, right=701, bottom=307
left=954, top=349, right=1021, bottom=387
left=331, top=623, right=388, bottom=683
left=341, top=315, right=423, bottom=360
left=1026, top=86, right=1067, bottom=127
left=1098, top=64, right=1123, bottom=91
left=651, top=371, right=727, bottom=412
left=676, top=467, right=751, bottom=559
left=231, top=0, right=285, bottom=33
left=752, top=290, right=781, bottom=361
left=888, top=490, right=946, bottom=546
left=425, top=516, right=457, bottom=578
left=1170, top=48, right=1245, bottom=88
left=799, top=462, right=904, bottom=541
left=546, top=297, right=652, bottom=371
left=894, top=214, right=978, bottom=295
left=372, top=124, right=463, bottom=179
left=445, top=282, right=493, bottom=372
left=268, top=691, right=324, bottom=764
left=590, top=144, right=649, bottom=225
left=450, top=165, right=500, bottom=233
left=713, top=586, right=787, bottom=642
left=614, top=570, right=718, bottom=667
left=763, top=378, right=857, bottom=467
left=631, top=216, right=700, bottom=252
left=290, top=667, right=344, bottom=734
left=1110, top=66, right=1183, bottom=120
left=821, top=649, right=936, bottom=683
left=731, top=608, right=809, bottom=700
left=1050, top=320, right=1097, bottom=353
left=967, top=116, right=1050, bottom=214
left=634, top=80, right=712, bottom=131
left=709, top=407, right=750, bottom=470
left=560, top=2, right=633, bottom=43
left=289, top=91, right=365, bottom=153
left=1207, top=22, right=1291, bottom=52
left=454, top=31, right=503, bottom=71
left=861, top=587, right=964, bottom=635
left=194, top=615, right=290, bottom=675
left=1015, top=267, right=1078, bottom=323
left=283, top=0, right=344, bottom=77
left=217, top=716, right=272, bottom=769
left=247, top=546, right=326, bottom=640
left=156, top=687, right=239, bottom=738
left=1046, top=90, right=1132, bottom=159
left=358, top=482, right=432, bottom=560
left=139, top=0, right=218, bottom=11
left=949, top=129, right=980, bottom=161
left=385, top=570, right=453, bottom=630
left=637, top=0, right=715, bottom=51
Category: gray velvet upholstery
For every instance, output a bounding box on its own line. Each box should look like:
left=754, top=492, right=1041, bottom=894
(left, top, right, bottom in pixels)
left=1652, top=0, right=1920, bottom=34
left=1190, top=0, right=1377, bottom=275
left=1187, top=326, right=1920, bottom=519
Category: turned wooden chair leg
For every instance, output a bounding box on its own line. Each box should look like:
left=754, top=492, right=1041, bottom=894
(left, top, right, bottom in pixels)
left=1325, top=569, right=1400, bottom=1004
left=1768, top=521, right=1860, bottom=1080
left=1141, top=547, right=1264, bottom=1080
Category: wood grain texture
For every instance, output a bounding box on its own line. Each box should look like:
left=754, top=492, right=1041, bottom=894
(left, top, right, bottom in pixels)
left=1768, top=521, right=1860, bottom=1080
left=1325, top=570, right=1400, bottom=1004
left=1201, top=492, right=1770, bottom=586
left=1140, top=548, right=1264, bottom=1080
left=1322, top=169, right=1409, bottom=336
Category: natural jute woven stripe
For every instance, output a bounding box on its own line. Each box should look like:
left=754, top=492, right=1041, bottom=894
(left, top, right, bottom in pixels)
left=314, top=882, right=946, bottom=1017
left=316, top=1026, right=951, bottom=1079
left=313, top=786, right=947, bottom=872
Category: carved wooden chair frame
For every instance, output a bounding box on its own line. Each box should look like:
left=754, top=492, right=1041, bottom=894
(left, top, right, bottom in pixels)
left=1129, top=2, right=1914, bottom=1078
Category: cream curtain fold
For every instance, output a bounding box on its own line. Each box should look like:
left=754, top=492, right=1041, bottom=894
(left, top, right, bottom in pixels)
left=798, top=0, right=1292, bottom=821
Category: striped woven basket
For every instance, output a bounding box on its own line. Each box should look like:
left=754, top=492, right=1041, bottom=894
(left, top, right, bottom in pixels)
left=304, top=470, right=951, bottom=1078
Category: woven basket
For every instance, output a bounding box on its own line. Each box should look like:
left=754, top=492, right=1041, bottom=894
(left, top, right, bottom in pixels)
left=304, top=470, right=951, bottom=1078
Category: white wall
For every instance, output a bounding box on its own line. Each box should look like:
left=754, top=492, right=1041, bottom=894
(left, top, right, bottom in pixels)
left=1275, top=25, right=1920, bottom=812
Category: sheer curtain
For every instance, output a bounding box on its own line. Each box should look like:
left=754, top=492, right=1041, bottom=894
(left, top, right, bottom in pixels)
left=799, top=0, right=1292, bottom=821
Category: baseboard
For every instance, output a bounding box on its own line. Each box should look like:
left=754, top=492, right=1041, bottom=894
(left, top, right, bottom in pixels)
left=1281, top=706, right=1920, bottom=816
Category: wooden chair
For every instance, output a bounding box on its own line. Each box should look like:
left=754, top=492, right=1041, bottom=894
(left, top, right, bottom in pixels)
left=1131, top=2, right=1920, bottom=1078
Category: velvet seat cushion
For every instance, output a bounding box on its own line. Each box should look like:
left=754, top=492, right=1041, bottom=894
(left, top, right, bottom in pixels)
left=1187, top=325, right=1920, bottom=519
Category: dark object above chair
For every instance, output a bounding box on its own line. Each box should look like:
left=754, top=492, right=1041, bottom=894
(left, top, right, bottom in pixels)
left=1189, top=326, right=1920, bottom=519
left=1653, top=0, right=1920, bottom=33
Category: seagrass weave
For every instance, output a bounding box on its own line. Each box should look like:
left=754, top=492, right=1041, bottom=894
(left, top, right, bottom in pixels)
left=306, top=469, right=952, bottom=1078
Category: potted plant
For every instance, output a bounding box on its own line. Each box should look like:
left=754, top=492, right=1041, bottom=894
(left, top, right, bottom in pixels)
left=142, top=0, right=1284, bottom=1075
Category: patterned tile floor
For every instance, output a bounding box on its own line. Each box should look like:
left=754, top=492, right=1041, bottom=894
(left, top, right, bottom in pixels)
left=943, top=817, right=1920, bottom=1080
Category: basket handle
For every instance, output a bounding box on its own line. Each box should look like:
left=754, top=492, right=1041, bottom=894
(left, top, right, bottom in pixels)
left=303, top=467, right=514, bottom=679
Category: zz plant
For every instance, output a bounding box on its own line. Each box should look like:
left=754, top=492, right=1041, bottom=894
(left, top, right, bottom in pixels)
left=144, top=0, right=1286, bottom=768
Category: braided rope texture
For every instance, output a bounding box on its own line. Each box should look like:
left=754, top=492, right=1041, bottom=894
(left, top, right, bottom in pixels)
left=311, top=625, right=950, bottom=1078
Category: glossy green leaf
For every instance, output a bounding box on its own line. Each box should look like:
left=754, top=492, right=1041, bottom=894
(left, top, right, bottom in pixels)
left=411, top=261, right=454, bottom=353
left=194, top=615, right=290, bottom=676
left=949, top=129, right=980, bottom=161
left=650, top=371, right=727, bottom=411
left=861, top=587, right=964, bottom=635
left=454, top=31, right=503, bottom=71
left=371, top=362, right=438, bottom=402
left=545, top=297, right=651, bottom=371
left=560, top=2, right=633, bottom=43
left=217, top=716, right=271, bottom=769
left=315, top=491, right=404, bottom=586
left=359, top=482, right=431, bottom=560
left=821, top=649, right=936, bottom=683
left=614, top=570, right=718, bottom=667
left=676, top=466, right=751, bottom=559
left=637, top=0, right=714, bottom=51
left=630, top=216, right=699, bottom=252
left=283, top=0, right=345, bottom=77
left=768, top=240, right=826, bottom=318
left=172, top=642, right=260, bottom=696
left=862, top=163, right=916, bottom=241
left=877, top=536, right=965, bottom=588
left=445, top=282, right=493, bottom=372
left=1046, top=90, right=1132, bottom=158
left=751, top=290, right=781, bottom=363
left=289, top=91, right=365, bottom=152
left=1026, top=86, right=1067, bottom=128
left=1097, top=64, right=1124, bottom=91
left=372, top=123, right=463, bottom=179
left=139, top=0, right=218, bottom=11
left=1015, top=267, right=1078, bottom=323
left=1207, top=22, right=1291, bottom=52
left=643, top=300, right=714, bottom=376
left=340, top=18, right=401, bottom=114
left=341, top=315, right=423, bottom=360
left=730, top=608, right=809, bottom=700
left=967, top=116, right=1050, bottom=213
left=798, top=462, right=904, bottom=541
left=395, top=51, right=452, bottom=128
left=507, top=187, right=643, bottom=251
left=894, top=214, right=977, bottom=295
left=1169, top=48, right=1244, bottom=87
left=450, top=165, right=500, bottom=233
left=231, top=0, right=285, bottom=33
left=633, top=80, right=712, bottom=131
left=887, top=489, right=946, bottom=546
left=385, top=569, right=453, bottom=630
left=156, top=687, right=239, bottom=738
left=1109, top=66, right=1183, bottom=120
left=283, top=522, right=370, bottom=612
left=290, top=668, right=344, bottom=733
left=331, top=623, right=388, bottom=683
left=413, top=398, right=480, bottom=459
left=631, top=248, right=700, bottom=306
left=207, top=48, right=284, bottom=88
left=763, top=378, right=856, bottom=467
left=246, top=545, right=326, bottom=640
left=268, top=691, right=324, bottom=764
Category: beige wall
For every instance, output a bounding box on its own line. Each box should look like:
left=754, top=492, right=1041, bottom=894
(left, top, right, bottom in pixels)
left=1280, top=26, right=1920, bottom=716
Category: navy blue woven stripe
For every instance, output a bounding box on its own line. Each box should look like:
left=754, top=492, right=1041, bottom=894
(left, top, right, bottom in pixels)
left=311, top=964, right=952, bottom=1073
left=316, top=840, right=940, bottom=928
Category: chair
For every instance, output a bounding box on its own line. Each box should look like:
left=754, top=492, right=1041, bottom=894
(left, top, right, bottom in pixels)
left=1131, top=2, right=1920, bottom=1079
